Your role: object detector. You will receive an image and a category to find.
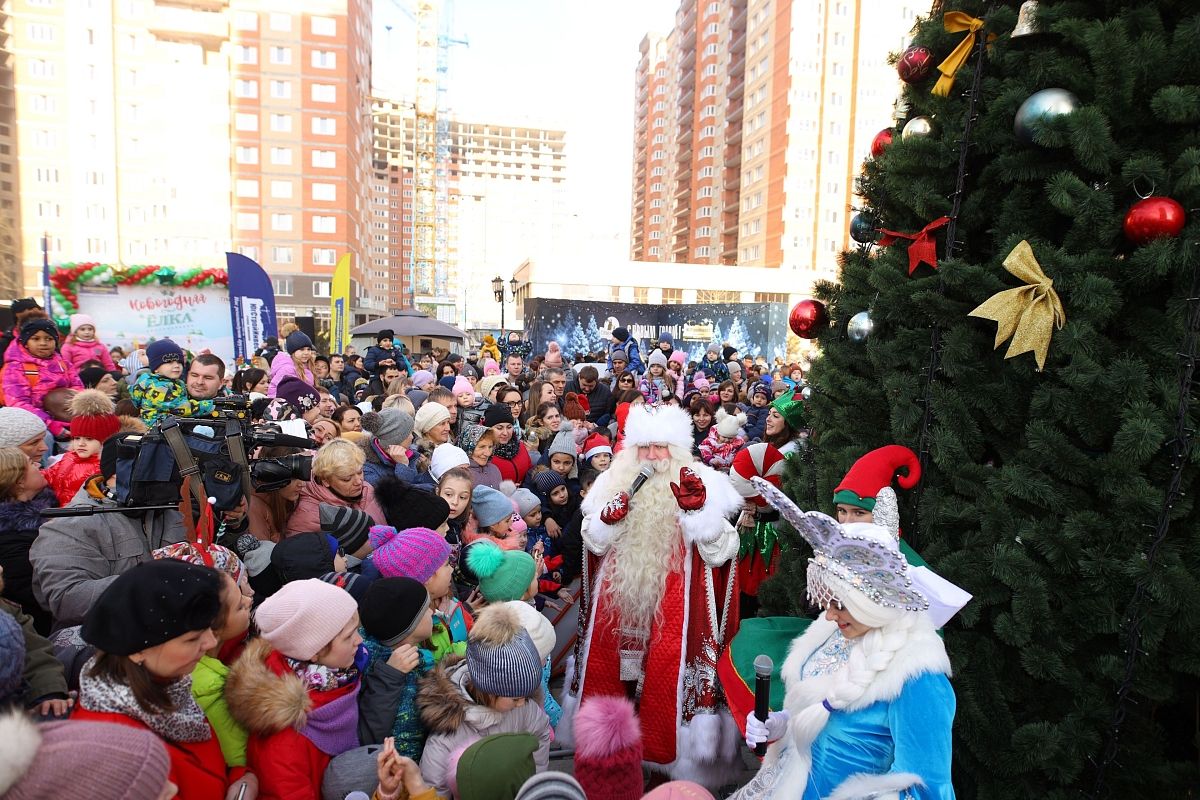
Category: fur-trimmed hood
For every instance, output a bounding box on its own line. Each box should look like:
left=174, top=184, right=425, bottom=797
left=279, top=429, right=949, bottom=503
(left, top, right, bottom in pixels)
left=0, top=488, right=57, bottom=532
left=225, top=638, right=311, bottom=736
left=0, top=712, right=39, bottom=794
left=416, top=657, right=482, bottom=735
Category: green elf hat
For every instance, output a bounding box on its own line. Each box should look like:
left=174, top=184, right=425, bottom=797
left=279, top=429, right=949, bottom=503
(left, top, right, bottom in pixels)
left=771, top=393, right=807, bottom=431
left=832, top=444, right=921, bottom=512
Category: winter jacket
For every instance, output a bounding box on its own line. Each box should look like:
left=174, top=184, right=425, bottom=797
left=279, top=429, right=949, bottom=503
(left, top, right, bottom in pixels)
left=29, top=477, right=187, bottom=628
left=744, top=404, right=769, bottom=442
left=0, top=343, right=82, bottom=435
left=607, top=339, right=644, bottom=376
left=226, top=638, right=363, bottom=800
left=284, top=479, right=386, bottom=537
left=358, top=633, right=435, bottom=758
left=61, top=338, right=117, bottom=372
left=72, top=706, right=235, bottom=800
left=416, top=659, right=550, bottom=797
left=427, top=600, right=471, bottom=664
left=466, top=461, right=502, bottom=490
left=558, top=509, right=585, bottom=586
left=0, top=597, right=67, bottom=706
left=364, top=345, right=411, bottom=376
left=698, top=428, right=746, bottom=472
left=361, top=439, right=422, bottom=488
left=0, top=487, right=57, bottom=635
left=268, top=351, right=315, bottom=397
left=478, top=336, right=502, bottom=365
left=700, top=357, right=730, bottom=382
left=43, top=452, right=101, bottom=507
left=130, top=371, right=215, bottom=425
left=565, top=380, right=611, bottom=424
left=493, top=442, right=533, bottom=485
left=192, top=654, right=248, bottom=768
left=639, top=374, right=673, bottom=406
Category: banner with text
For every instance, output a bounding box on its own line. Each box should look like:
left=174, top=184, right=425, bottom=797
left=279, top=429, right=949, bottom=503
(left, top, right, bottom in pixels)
left=331, top=253, right=352, bottom=355
left=77, top=283, right=234, bottom=364
left=226, top=252, right=278, bottom=365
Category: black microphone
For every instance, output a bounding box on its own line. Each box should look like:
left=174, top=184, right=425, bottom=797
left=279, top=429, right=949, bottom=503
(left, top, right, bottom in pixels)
left=753, top=654, right=774, bottom=756
left=629, top=464, right=655, bottom=497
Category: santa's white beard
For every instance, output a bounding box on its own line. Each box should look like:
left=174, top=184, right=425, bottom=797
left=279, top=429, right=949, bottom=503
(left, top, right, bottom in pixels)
left=598, top=446, right=695, bottom=637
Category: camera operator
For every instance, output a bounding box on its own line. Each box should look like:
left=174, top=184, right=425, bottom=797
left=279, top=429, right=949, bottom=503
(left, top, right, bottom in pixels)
left=29, top=433, right=189, bottom=629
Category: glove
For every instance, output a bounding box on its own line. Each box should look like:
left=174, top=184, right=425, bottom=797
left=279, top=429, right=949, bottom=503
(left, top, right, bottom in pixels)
left=599, top=491, right=631, bottom=525
left=670, top=466, right=706, bottom=511
left=745, top=709, right=790, bottom=749
left=47, top=419, right=69, bottom=438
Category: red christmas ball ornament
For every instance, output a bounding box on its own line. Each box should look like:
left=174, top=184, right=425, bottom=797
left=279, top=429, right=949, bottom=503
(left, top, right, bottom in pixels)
left=897, top=45, right=934, bottom=84
left=1123, top=196, right=1186, bottom=245
left=789, top=299, right=829, bottom=339
left=870, top=128, right=894, bottom=158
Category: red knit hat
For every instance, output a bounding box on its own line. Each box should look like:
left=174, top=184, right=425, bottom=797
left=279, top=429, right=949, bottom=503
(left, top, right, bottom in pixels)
left=67, top=389, right=120, bottom=442
left=572, top=696, right=644, bottom=800
left=832, top=445, right=921, bottom=511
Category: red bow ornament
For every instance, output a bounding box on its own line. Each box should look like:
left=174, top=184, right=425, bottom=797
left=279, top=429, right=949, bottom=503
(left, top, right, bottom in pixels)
left=878, top=216, right=951, bottom=275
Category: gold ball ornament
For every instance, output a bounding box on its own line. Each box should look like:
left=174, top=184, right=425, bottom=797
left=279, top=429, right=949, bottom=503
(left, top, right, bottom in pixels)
left=901, top=116, right=935, bottom=140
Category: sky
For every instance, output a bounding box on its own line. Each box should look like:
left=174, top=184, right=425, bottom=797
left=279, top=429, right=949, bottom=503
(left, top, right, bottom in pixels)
left=372, top=0, right=679, bottom=258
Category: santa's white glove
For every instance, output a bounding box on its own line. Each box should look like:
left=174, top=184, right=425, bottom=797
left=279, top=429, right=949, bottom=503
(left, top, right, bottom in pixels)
left=745, top=710, right=790, bottom=749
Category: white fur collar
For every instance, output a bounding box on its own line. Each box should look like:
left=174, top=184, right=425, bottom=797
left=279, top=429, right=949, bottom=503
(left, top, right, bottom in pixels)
left=780, top=617, right=950, bottom=715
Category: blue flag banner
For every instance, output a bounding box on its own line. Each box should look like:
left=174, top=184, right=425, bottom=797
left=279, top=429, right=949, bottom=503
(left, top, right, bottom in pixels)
left=226, top=252, right=278, bottom=365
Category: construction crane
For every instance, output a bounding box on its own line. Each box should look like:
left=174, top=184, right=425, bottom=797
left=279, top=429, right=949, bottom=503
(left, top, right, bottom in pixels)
left=384, top=0, right=467, bottom=318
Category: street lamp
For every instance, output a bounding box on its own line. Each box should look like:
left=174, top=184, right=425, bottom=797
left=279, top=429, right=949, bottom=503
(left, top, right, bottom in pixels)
left=491, top=275, right=518, bottom=332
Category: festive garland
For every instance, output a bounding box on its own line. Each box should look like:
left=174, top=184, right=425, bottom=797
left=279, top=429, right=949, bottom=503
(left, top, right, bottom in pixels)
left=50, top=262, right=229, bottom=323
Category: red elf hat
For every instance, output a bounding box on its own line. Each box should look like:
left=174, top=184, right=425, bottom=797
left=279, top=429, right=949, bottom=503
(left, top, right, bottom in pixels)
left=832, top=444, right=921, bottom=511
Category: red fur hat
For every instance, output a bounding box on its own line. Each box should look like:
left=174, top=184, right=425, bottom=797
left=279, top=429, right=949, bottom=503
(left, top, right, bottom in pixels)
left=67, top=389, right=120, bottom=443
left=573, top=696, right=644, bottom=800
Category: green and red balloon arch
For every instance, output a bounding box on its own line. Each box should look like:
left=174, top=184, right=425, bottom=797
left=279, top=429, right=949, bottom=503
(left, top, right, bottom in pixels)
left=49, top=262, right=228, bottom=325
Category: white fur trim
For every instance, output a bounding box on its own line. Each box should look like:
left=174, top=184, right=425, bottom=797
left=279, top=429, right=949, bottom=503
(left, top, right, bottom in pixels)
left=580, top=511, right=619, bottom=556
left=662, top=709, right=742, bottom=788
left=556, top=654, right=581, bottom=748
left=0, top=711, right=41, bottom=793
left=677, top=462, right=743, bottom=562
left=827, top=771, right=925, bottom=800
left=622, top=404, right=693, bottom=449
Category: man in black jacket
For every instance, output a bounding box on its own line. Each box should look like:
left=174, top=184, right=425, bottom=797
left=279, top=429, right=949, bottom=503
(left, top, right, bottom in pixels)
left=566, top=365, right=611, bottom=425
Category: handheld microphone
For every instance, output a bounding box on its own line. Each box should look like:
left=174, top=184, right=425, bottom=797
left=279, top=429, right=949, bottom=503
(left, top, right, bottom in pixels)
left=753, top=654, right=774, bottom=756
left=629, top=464, right=655, bottom=497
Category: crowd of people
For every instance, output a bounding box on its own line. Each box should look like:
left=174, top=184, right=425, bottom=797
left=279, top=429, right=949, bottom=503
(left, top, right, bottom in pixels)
left=0, top=295, right=962, bottom=800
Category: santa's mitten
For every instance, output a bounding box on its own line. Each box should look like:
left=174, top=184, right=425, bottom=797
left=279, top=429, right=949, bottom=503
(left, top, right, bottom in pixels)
left=670, top=467, right=706, bottom=511
left=599, top=491, right=631, bottom=525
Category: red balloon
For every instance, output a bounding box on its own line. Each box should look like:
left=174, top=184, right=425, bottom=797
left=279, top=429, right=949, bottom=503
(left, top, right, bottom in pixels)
left=897, top=45, right=934, bottom=84
left=1123, top=196, right=1186, bottom=245
left=870, top=129, right=894, bottom=158
left=790, top=299, right=829, bottom=339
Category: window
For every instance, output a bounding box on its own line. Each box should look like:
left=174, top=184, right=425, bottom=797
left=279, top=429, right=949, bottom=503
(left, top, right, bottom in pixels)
left=312, top=183, right=336, bottom=201
left=651, top=166, right=665, bottom=176
left=649, top=246, right=661, bottom=256
left=272, top=247, right=293, bottom=264
left=269, top=46, right=291, bottom=65
left=650, top=198, right=664, bottom=208
left=234, top=46, right=257, bottom=65
left=31, top=95, right=56, bottom=113
left=35, top=167, right=60, bottom=184
left=272, top=277, right=293, bottom=296
left=311, top=16, right=336, bottom=36
left=312, top=248, right=336, bottom=266
left=312, top=215, right=336, bottom=233
left=235, top=79, right=257, bottom=99
left=661, top=287, right=683, bottom=304
left=239, top=246, right=258, bottom=261
left=311, top=150, right=336, bottom=168
left=701, top=125, right=716, bottom=138
left=699, top=166, right=715, bottom=178
left=741, top=245, right=761, bottom=261
left=699, top=186, right=714, bottom=198
left=312, top=280, right=332, bottom=298
left=653, top=149, right=666, bottom=160
left=236, top=212, right=259, bottom=230
left=30, top=59, right=56, bottom=79
left=754, top=292, right=788, bottom=303
left=704, top=43, right=719, bottom=57
left=705, top=22, right=719, bottom=36
left=268, top=12, right=290, bottom=31
left=270, top=147, right=293, bottom=165
left=233, top=11, right=257, bottom=30
left=269, top=113, right=291, bottom=132
left=270, top=213, right=293, bottom=231
left=312, top=117, right=336, bottom=135
left=650, top=214, right=663, bottom=224
left=269, top=80, right=291, bottom=99
left=700, top=146, right=715, bottom=158
left=270, top=180, right=292, bottom=198
left=311, top=84, right=336, bottom=103
left=696, top=245, right=711, bottom=257
left=311, top=50, right=336, bottom=69
left=703, top=64, right=717, bottom=77
left=697, top=226, right=712, bottom=237
left=235, top=179, right=258, bottom=198
left=33, top=129, right=56, bottom=148
left=651, top=182, right=665, bottom=193
left=697, top=206, right=713, bottom=217
left=27, top=24, right=55, bottom=42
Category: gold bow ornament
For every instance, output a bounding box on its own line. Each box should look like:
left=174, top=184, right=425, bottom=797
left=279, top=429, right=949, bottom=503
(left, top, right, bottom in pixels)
left=932, top=11, right=996, bottom=97
left=968, top=240, right=1065, bottom=371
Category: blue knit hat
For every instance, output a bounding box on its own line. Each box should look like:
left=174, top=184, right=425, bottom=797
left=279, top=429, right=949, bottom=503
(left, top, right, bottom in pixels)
left=466, top=604, right=544, bottom=698
left=532, top=469, right=565, bottom=497
left=146, top=338, right=185, bottom=372
left=472, top=485, right=513, bottom=528
left=658, top=331, right=673, bottom=345
left=285, top=330, right=314, bottom=354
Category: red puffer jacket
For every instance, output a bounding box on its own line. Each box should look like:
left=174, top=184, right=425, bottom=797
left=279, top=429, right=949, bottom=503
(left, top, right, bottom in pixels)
left=42, top=452, right=100, bottom=506
left=493, top=441, right=533, bottom=484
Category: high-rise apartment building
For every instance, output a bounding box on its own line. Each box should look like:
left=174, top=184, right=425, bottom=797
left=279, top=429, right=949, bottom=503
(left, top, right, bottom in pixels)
left=7, top=0, right=377, bottom=325
left=371, top=98, right=567, bottom=329
left=0, top=3, right=21, bottom=299
left=631, top=0, right=922, bottom=283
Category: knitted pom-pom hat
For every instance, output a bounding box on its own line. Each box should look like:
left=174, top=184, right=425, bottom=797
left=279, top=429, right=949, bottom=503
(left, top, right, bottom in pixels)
left=466, top=540, right=536, bottom=602
left=573, top=696, right=644, bottom=800
left=67, top=389, right=120, bottom=442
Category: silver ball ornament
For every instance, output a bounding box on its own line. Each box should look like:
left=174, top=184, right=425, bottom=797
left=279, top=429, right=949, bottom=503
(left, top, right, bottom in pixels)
left=847, top=310, right=874, bottom=342
left=901, top=115, right=935, bottom=140
left=1014, top=88, right=1079, bottom=144
left=800, top=386, right=814, bottom=401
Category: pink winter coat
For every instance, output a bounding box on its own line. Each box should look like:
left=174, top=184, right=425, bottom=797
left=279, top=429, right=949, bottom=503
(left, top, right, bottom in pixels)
left=61, top=338, right=117, bottom=372
left=283, top=480, right=386, bottom=537
left=1, top=343, right=82, bottom=434
left=269, top=351, right=315, bottom=397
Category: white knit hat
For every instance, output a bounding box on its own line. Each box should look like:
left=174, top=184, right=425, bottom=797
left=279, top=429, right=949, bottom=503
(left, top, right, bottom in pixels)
left=430, top=442, right=470, bottom=481
left=254, top=579, right=359, bottom=661
left=715, top=408, right=746, bottom=439
left=414, top=401, right=451, bottom=437
left=647, top=349, right=669, bottom=369
left=621, top=404, right=692, bottom=450
left=0, top=408, right=47, bottom=448
left=504, top=600, right=556, bottom=661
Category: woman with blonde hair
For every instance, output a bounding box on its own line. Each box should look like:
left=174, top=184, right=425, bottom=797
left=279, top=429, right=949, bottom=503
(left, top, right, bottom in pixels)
left=0, top=446, right=57, bottom=632
left=284, top=439, right=385, bottom=552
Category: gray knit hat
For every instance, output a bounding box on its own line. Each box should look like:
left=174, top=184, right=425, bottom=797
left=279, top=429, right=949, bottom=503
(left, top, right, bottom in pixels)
left=546, top=421, right=576, bottom=462
left=511, top=488, right=541, bottom=518
left=0, top=407, right=47, bottom=448
left=319, top=503, right=373, bottom=555
left=361, top=408, right=415, bottom=448
left=515, top=772, right=587, bottom=800
left=466, top=605, right=543, bottom=698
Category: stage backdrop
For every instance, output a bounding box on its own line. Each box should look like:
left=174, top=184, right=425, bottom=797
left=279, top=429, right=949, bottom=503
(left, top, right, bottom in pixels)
left=77, top=283, right=234, bottom=364
left=522, top=299, right=789, bottom=363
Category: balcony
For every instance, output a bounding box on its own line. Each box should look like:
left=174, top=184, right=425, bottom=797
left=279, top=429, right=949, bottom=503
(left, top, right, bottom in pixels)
left=148, top=3, right=228, bottom=50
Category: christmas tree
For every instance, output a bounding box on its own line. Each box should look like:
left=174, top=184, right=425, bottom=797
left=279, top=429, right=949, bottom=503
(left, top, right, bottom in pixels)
left=759, top=2, right=1200, bottom=797
left=585, top=314, right=607, bottom=353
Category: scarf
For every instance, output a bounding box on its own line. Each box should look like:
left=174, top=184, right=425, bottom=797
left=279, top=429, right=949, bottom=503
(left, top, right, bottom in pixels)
left=285, top=655, right=361, bottom=692
left=79, top=655, right=211, bottom=743
left=494, top=437, right=520, bottom=461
